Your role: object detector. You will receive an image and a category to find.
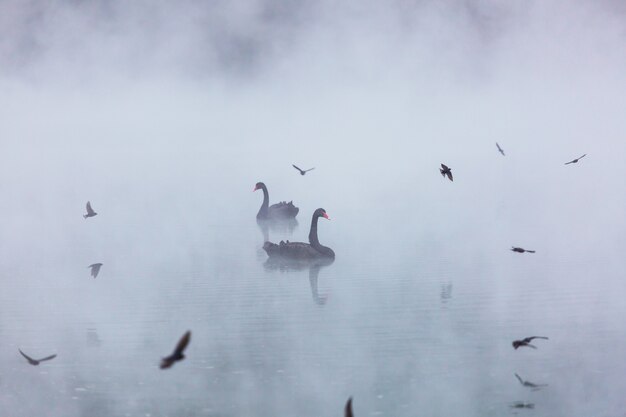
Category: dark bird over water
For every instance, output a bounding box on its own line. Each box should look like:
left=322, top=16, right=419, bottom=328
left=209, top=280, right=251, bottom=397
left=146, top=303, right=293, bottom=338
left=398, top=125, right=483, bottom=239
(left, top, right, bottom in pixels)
left=19, top=349, right=57, bottom=366
left=345, top=397, right=353, bottom=417
left=511, top=247, right=535, bottom=253
left=88, top=263, right=103, bottom=278
left=83, top=201, right=97, bottom=219
left=440, top=164, right=453, bottom=181
left=512, top=336, right=548, bottom=349
left=292, top=164, right=315, bottom=176
left=565, top=154, right=586, bottom=165
left=510, top=402, right=535, bottom=409
left=160, top=330, right=191, bottom=369
left=496, top=142, right=505, bottom=156
left=263, top=208, right=335, bottom=260
left=254, top=182, right=299, bottom=220
left=515, top=373, right=548, bottom=390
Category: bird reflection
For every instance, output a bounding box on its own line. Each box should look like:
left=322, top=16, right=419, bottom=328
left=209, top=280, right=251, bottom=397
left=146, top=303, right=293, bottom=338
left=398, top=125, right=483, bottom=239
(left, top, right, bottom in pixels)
left=509, top=401, right=535, bottom=409
left=440, top=282, right=453, bottom=304
left=86, top=328, right=101, bottom=347
left=515, top=373, right=548, bottom=391
left=257, top=218, right=298, bottom=243
left=264, top=257, right=334, bottom=306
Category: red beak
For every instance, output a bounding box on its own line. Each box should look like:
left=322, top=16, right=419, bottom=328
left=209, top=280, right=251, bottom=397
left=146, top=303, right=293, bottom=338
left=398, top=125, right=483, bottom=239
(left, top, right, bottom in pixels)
left=253, top=186, right=258, bottom=192
left=322, top=212, right=330, bottom=220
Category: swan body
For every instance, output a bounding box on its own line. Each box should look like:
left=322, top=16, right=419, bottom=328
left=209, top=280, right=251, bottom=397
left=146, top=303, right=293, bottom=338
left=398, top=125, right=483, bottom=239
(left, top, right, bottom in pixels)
left=263, top=208, right=334, bottom=260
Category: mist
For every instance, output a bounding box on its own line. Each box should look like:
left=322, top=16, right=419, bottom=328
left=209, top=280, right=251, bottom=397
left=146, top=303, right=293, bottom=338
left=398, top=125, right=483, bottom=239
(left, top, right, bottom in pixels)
left=1, top=1, right=626, bottom=416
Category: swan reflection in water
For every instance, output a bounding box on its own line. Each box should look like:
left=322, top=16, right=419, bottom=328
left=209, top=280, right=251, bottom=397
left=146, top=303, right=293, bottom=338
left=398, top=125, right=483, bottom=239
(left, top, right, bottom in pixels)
left=264, top=256, right=334, bottom=306
left=256, top=217, right=298, bottom=243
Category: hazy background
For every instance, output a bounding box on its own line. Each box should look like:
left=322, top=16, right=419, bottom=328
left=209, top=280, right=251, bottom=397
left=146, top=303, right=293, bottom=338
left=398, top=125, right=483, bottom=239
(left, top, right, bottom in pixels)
left=1, top=1, right=626, bottom=416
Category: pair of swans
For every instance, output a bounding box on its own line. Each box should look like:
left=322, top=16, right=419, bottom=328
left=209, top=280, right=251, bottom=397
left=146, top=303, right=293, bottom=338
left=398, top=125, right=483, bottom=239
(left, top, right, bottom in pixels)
left=254, top=182, right=335, bottom=260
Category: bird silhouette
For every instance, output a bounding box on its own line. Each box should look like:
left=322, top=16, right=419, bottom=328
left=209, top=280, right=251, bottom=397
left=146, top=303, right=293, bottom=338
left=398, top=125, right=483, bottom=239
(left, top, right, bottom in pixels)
left=511, top=247, right=535, bottom=254
left=565, top=154, right=586, bottom=165
left=512, top=336, right=548, bottom=349
left=160, top=330, right=191, bottom=369
left=510, top=402, right=535, bottom=409
left=292, top=165, right=315, bottom=176
left=496, top=142, right=505, bottom=156
left=19, top=349, right=56, bottom=366
left=440, top=164, right=453, bottom=181
left=88, top=263, right=103, bottom=278
left=515, top=373, right=548, bottom=390
left=83, top=201, right=97, bottom=219
left=345, top=397, right=353, bottom=417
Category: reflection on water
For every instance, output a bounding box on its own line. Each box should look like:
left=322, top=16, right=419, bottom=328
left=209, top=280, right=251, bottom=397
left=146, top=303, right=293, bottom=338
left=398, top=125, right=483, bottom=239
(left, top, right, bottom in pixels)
left=256, top=218, right=299, bottom=243
left=264, top=257, right=334, bottom=306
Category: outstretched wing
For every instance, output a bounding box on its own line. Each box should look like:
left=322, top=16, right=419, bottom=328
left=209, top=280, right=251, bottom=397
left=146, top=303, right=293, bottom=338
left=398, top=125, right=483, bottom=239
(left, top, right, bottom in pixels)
left=304, top=167, right=315, bottom=172
left=515, top=373, right=524, bottom=385
left=86, top=201, right=95, bottom=215
left=441, top=163, right=449, bottom=170
left=173, top=331, right=191, bottom=355
left=345, top=397, right=353, bottom=417
left=527, top=336, right=548, bottom=341
left=18, top=349, right=34, bottom=362
left=447, top=171, right=453, bottom=181
left=38, top=354, right=57, bottom=362
left=89, top=264, right=102, bottom=277
left=578, top=154, right=587, bottom=160
left=292, top=164, right=303, bottom=173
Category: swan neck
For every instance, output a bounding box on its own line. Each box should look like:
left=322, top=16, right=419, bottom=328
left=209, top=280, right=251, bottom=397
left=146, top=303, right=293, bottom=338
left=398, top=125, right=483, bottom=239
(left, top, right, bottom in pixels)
left=308, top=213, right=321, bottom=248
left=257, top=185, right=269, bottom=217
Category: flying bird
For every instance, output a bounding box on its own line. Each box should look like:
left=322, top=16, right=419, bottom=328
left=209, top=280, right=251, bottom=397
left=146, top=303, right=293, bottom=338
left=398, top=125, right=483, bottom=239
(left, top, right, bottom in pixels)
left=88, top=263, right=103, bottom=278
left=83, top=201, right=97, bottom=219
left=565, top=154, right=586, bottom=165
left=512, top=336, right=549, bottom=349
left=345, top=397, right=353, bottom=417
left=515, top=373, right=548, bottom=390
left=292, top=165, right=315, bottom=176
left=440, top=164, right=453, bottom=181
left=496, top=142, right=505, bottom=156
left=511, top=247, right=535, bottom=254
left=19, top=349, right=57, bottom=366
left=160, top=330, right=191, bottom=369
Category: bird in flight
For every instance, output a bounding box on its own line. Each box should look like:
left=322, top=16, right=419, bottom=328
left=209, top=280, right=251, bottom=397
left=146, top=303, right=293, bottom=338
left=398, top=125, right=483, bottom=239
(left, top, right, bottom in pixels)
left=496, top=142, right=505, bottom=156
left=19, top=349, right=57, bottom=366
left=83, top=201, right=97, bottom=219
left=565, top=154, right=586, bottom=165
left=160, top=330, right=191, bottom=369
left=514, top=373, right=548, bottom=390
left=440, top=164, right=453, bottom=181
left=292, top=165, right=315, bottom=176
left=512, top=336, right=549, bottom=349
left=345, top=397, right=353, bottom=417
left=511, top=247, right=535, bottom=254
left=88, top=263, right=103, bottom=278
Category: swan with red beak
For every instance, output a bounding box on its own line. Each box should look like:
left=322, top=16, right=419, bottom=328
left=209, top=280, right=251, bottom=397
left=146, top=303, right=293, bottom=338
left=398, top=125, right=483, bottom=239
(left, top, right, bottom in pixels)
left=263, top=208, right=335, bottom=260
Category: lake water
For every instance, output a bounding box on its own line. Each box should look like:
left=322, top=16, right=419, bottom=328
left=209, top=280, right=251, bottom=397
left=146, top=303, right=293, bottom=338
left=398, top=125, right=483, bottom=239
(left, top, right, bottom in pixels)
left=1, top=95, right=626, bottom=417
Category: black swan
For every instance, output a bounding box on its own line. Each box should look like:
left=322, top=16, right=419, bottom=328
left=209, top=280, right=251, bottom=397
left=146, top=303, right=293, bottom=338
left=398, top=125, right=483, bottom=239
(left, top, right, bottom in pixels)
left=263, top=208, right=335, bottom=260
left=254, top=182, right=299, bottom=220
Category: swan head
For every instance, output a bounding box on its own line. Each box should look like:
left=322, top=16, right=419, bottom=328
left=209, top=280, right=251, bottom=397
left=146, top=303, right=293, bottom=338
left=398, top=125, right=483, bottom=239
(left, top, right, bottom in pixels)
left=314, top=208, right=330, bottom=220
left=253, top=182, right=266, bottom=192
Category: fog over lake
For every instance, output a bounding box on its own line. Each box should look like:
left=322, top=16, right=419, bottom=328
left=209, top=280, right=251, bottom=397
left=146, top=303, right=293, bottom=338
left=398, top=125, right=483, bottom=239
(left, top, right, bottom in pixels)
left=1, top=1, right=626, bottom=416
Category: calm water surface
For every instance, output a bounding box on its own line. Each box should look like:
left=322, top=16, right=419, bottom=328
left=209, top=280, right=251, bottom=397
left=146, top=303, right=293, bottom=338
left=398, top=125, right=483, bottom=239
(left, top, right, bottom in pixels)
left=0, top=140, right=625, bottom=417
